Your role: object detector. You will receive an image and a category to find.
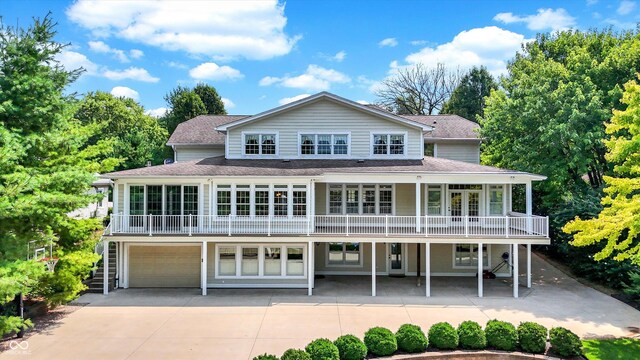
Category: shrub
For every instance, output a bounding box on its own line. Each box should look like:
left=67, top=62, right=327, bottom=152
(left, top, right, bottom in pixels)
left=334, top=335, right=367, bottom=360
left=428, top=322, right=459, bottom=350
left=364, top=327, right=398, bottom=356
left=485, top=320, right=518, bottom=351
left=253, top=354, right=278, bottom=360
left=305, top=338, right=339, bottom=360
left=281, top=349, right=311, bottom=360
left=517, top=322, right=547, bottom=354
left=395, top=324, right=428, bottom=353
left=549, top=327, right=582, bottom=357
left=457, top=321, right=486, bottom=350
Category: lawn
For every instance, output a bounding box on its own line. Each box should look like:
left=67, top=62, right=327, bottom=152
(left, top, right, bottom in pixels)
left=582, top=338, right=640, bottom=360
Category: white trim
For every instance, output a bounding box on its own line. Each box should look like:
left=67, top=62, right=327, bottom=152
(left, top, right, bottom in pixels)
left=325, top=242, right=364, bottom=268
left=241, top=131, right=280, bottom=158
left=387, top=242, right=406, bottom=275
left=369, top=131, right=409, bottom=158
left=214, top=243, right=307, bottom=280
left=208, top=283, right=307, bottom=289
left=326, top=183, right=395, bottom=215
left=297, top=132, right=352, bottom=158
left=452, top=243, right=491, bottom=269
left=201, top=241, right=207, bottom=296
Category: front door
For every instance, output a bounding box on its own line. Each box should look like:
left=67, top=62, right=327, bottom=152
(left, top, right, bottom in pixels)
left=388, top=243, right=404, bottom=275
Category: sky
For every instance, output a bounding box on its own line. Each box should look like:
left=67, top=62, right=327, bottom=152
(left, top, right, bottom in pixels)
left=2, top=0, right=639, bottom=116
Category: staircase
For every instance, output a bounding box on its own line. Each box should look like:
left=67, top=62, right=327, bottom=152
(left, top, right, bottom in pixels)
left=85, top=242, right=117, bottom=293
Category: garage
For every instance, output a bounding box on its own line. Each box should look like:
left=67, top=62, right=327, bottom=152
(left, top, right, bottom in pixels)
left=128, top=244, right=201, bottom=288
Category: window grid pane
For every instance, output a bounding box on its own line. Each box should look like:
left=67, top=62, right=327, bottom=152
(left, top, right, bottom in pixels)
left=329, top=186, right=343, bottom=214
left=264, top=247, right=281, bottom=276
left=217, top=190, right=231, bottom=216
left=129, top=186, right=145, bottom=216
left=219, top=246, right=236, bottom=276
left=261, top=134, right=276, bottom=154
left=274, top=190, right=288, bottom=216
left=241, top=247, right=259, bottom=276
left=255, top=190, right=269, bottom=216
left=293, top=191, right=307, bottom=216
left=287, top=247, right=304, bottom=275
left=236, top=190, right=250, bottom=216
left=146, top=185, right=163, bottom=215
left=245, top=135, right=259, bottom=154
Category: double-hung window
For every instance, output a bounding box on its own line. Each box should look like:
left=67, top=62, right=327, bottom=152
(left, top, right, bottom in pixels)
left=244, top=133, right=276, bottom=155
left=489, top=185, right=504, bottom=215
left=328, top=184, right=393, bottom=215
left=427, top=185, right=443, bottom=215
left=235, top=185, right=251, bottom=216
left=300, top=134, right=349, bottom=156
left=454, top=244, right=489, bottom=268
left=372, top=133, right=405, bottom=155
left=328, top=242, right=362, bottom=266
left=216, top=185, right=231, bottom=216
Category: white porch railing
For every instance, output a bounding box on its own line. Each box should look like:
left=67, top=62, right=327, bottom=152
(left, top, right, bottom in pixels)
left=109, top=214, right=549, bottom=238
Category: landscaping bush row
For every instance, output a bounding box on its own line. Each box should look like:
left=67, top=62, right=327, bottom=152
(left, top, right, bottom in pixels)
left=253, top=320, right=582, bottom=360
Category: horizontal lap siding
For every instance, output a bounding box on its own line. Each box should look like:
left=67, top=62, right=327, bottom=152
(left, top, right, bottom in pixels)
left=227, top=99, right=423, bottom=159
left=407, top=244, right=510, bottom=275
left=314, top=243, right=387, bottom=273
left=436, top=142, right=480, bottom=164
left=117, top=183, right=124, bottom=214
left=175, top=147, right=224, bottom=162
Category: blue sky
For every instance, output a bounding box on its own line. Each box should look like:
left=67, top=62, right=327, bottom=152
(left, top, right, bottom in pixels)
left=3, top=0, right=638, bottom=116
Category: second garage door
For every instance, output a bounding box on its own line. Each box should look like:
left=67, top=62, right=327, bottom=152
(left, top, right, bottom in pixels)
left=129, top=245, right=200, bottom=288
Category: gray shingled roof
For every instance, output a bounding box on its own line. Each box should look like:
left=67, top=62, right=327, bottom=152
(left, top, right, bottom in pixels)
left=402, top=115, right=480, bottom=140
left=104, top=156, right=531, bottom=178
left=166, top=115, right=248, bottom=145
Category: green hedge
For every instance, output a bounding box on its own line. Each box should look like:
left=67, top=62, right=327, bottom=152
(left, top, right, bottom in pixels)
left=485, top=320, right=518, bottom=351
left=428, top=322, right=459, bottom=350
left=457, top=321, right=486, bottom=350
left=334, top=334, right=367, bottom=360
left=305, top=338, right=339, bottom=360
left=550, top=327, right=582, bottom=357
left=396, top=324, right=428, bottom=353
left=364, top=327, right=397, bottom=356
left=280, top=349, right=311, bottom=360
left=253, top=354, right=278, bottom=360
left=517, top=322, right=547, bottom=354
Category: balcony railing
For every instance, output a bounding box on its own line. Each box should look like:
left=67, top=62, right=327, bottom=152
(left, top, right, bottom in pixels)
left=109, top=214, right=548, bottom=238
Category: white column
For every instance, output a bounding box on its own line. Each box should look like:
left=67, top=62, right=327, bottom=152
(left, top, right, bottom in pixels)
left=308, top=241, right=313, bottom=296
left=103, top=240, right=109, bottom=295
left=118, top=242, right=123, bottom=288
left=513, top=244, right=519, bottom=298
left=415, top=180, right=421, bottom=232
left=201, top=241, right=208, bottom=296
left=371, top=242, right=376, bottom=296
left=527, top=243, right=532, bottom=288
left=425, top=241, right=431, bottom=297
left=311, top=242, right=315, bottom=288
left=123, top=244, right=129, bottom=288
left=525, top=181, right=532, bottom=233
left=478, top=242, right=483, bottom=297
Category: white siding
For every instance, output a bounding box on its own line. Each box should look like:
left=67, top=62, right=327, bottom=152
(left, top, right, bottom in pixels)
left=227, top=99, right=423, bottom=159
left=175, top=146, right=224, bottom=162
left=116, top=183, right=124, bottom=215
left=435, top=142, right=480, bottom=164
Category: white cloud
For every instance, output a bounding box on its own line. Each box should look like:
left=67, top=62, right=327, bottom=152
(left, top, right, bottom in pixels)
left=587, top=0, right=599, bottom=5
left=221, top=97, right=235, bottom=109
left=110, top=86, right=139, bottom=100
left=67, top=0, right=301, bottom=60
left=55, top=50, right=99, bottom=75
left=145, top=107, right=168, bottom=118
left=379, top=37, right=398, bottom=47
left=494, top=8, right=576, bottom=31
left=102, top=67, right=160, bottom=82
left=410, top=40, right=428, bottom=46
left=129, top=49, right=144, bottom=59
left=618, top=0, right=636, bottom=15
left=403, top=26, right=529, bottom=77
left=356, top=100, right=369, bottom=105
left=278, top=94, right=311, bottom=105
left=604, top=17, right=638, bottom=29
left=166, top=61, right=188, bottom=69
left=88, top=40, right=130, bottom=62
left=260, top=65, right=350, bottom=91
left=332, top=51, right=346, bottom=62
left=189, top=62, right=243, bottom=80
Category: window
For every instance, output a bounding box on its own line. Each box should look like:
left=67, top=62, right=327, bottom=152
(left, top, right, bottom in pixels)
left=236, top=185, right=250, bottom=216
left=424, top=143, right=435, bottom=157
left=217, top=186, right=231, bottom=216
left=448, top=184, right=482, bottom=190
left=328, top=184, right=393, bottom=215
left=362, top=185, right=376, bottom=214
left=345, top=185, right=359, bottom=214
left=373, top=134, right=405, bottom=155
left=129, top=186, right=144, bottom=216
left=255, top=186, right=269, bottom=216
left=183, top=186, right=198, bottom=216
left=454, top=244, right=489, bottom=268
left=274, top=186, right=288, bottom=216
left=328, top=242, right=361, bottom=266
left=216, top=244, right=306, bottom=278
left=329, top=185, right=343, bottom=214
left=299, top=134, right=350, bottom=156
left=244, top=133, right=276, bottom=155
left=427, top=185, right=442, bottom=215
left=264, top=247, right=281, bottom=276
left=489, top=185, right=504, bottom=215
left=241, top=247, right=259, bottom=276
left=287, top=247, right=304, bottom=275
left=218, top=246, right=236, bottom=276
left=165, top=185, right=181, bottom=216
left=129, top=184, right=199, bottom=219
left=146, top=185, right=163, bottom=215
left=379, top=185, right=393, bottom=214
left=293, top=189, right=307, bottom=216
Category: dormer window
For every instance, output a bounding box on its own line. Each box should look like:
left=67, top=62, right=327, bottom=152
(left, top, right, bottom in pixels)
left=372, top=133, right=406, bottom=155
left=244, top=133, right=277, bottom=155
left=299, top=133, right=350, bottom=156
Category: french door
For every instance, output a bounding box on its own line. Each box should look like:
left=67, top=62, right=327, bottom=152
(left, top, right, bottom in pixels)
left=388, top=243, right=404, bottom=275
left=449, top=191, right=481, bottom=222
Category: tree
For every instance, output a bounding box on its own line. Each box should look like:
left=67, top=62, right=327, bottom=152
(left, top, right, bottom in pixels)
left=564, top=77, right=640, bottom=264
left=375, top=63, right=460, bottom=115
left=194, top=83, right=226, bottom=115
left=75, top=92, right=169, bottom=170
left=441, top=66, right=497, bottom=121
left=161, top=88, right=207, bottom=136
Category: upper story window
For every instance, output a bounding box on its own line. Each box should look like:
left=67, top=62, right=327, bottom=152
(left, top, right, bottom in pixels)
left=244, top=133, right=276, bottom=155
left=424, top=143, right=435, bottom=157
left=300, top=134, right=349, bottom=156
left=372, top=133, right=405, bottom=155
left=328, top=184, right=393, bottom=215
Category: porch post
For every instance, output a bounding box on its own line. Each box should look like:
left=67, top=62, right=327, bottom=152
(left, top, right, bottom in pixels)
left=118, top=242, right=123, bottom=288
left=478, top=242, right=483, bottom=298
left=525, top=181, right=532, bottom=233
left=415, top=179, right=421, bottom=232
left=527, top=243, right=532, bottom=288
left=513, top=244, right=519, bottom=298
left=103, top=240, right=109, bottom=295
left=308, top=241, right=313, bottom=296
left=201, top=241, right=207, bottom=296
left=425, top=241, right=431, bottom=297
left=371, top=241, right=376, bottom=297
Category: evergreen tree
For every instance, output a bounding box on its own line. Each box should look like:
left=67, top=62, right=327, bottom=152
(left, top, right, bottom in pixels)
left=442, top=66, right=497, bottom=121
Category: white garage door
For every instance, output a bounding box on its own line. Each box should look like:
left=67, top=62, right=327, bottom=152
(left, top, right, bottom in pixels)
left=129, top=245, right=200, bottom=287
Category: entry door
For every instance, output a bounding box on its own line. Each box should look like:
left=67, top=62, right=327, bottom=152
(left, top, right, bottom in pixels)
left=449, top=191, right=481, bottom=221
left=449, top=191, right=463, bottom=222
left=467, top=191, right=480, bottom=219
left=388, top=243, right=404, bottom=275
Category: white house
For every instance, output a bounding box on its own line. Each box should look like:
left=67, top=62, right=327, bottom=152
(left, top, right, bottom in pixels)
left=101, top=92, right=549, bottom=298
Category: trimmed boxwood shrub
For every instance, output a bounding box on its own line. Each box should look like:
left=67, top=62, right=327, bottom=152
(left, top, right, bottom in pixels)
left=395, top=324, right=428, bottom=353
left=305, top=338, right=339, bottom=360
left=457, top=321, right=486, bottom=350
left=485, top=320, right=518, bottom=351
left=281, top=349, right=311, bottom=360
left=253, top=354, right=279, bottom=360
left=364, top=327, right=398, bottom=356
left=428, top=322, right=459, bottom=350
left=334, top=334, right=367, bottom=360
left=517, top=322, right=547, bottom=354
left=549, top=327, right=582, bottom=357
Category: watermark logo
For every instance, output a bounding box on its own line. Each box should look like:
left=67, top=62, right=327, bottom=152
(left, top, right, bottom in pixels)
left=5, top=340, right=30, bottom=356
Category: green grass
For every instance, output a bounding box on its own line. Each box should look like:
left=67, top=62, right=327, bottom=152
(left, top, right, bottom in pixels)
left=582, top=338, right=640, bottom=360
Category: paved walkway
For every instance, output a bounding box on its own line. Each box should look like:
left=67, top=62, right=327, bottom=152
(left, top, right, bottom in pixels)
left=2, top=251, right=639, bottom=360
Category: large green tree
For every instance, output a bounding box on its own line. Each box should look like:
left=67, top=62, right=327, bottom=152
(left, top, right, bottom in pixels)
left=564, top=77, right=640, bottom=263
left=160, top=83, right=226, bottom=136
left=194, top=83, right=226, bottom=115
left=75, top=91, right=169, bottom=170
left=442, top=66, right=497, bottom=121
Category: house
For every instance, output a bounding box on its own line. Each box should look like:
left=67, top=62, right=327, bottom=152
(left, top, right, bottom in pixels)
left=68, top=175, right=112, bottom=219
left=101, top=92, right=549, bottom=298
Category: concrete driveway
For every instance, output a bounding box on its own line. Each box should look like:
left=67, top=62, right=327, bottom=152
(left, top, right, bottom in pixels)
left=2, top=252, right=639, bottom=360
